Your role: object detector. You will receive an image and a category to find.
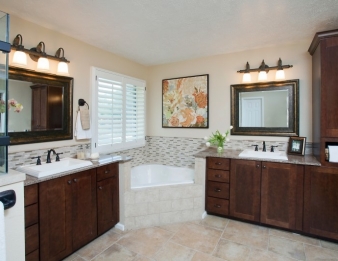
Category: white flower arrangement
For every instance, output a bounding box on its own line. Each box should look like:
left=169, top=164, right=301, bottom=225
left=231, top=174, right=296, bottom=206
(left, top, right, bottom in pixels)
left=204, top=126, right=233, bottom=152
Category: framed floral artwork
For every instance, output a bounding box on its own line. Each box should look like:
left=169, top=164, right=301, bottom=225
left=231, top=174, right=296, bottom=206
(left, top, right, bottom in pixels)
left=162, top=74, right=209, bottom=128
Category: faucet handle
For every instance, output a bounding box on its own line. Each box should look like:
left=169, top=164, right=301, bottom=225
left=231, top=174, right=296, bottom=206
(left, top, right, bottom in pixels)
left=31, top=156, right=41, bottom=165
left=55, top=153, right=63, bottom=162
left=270, top=145, right=278, bottom=152
left=252, top=145, right=259, bottom=151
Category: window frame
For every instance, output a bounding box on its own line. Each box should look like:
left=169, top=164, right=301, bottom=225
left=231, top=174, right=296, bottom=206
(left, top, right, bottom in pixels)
left=91, top=67, right=146, bottom=153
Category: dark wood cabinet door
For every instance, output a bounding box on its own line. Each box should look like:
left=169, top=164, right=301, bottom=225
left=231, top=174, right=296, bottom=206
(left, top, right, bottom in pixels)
left=97, top=176, right=119, bottom=235
left=261, top=162, right=303, bottom=230
left=321, top=37, right=338, bottom=138
left=71, top=169, right=97, bottom=251
left=39, top=176, right=72, bottom=261
left=230, top=159, right=261, bottom=222
left=304, top=166, right=338, bottom=240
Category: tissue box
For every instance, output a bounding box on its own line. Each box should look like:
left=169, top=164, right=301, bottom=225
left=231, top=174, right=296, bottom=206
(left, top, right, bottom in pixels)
left=328, top=146, right=338, bottom=163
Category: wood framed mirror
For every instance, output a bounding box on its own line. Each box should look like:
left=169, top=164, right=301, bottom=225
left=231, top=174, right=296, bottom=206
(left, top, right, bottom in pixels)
left=8, top=66, right=73, bottom=145
left=230, top=79, right=299, bottom=136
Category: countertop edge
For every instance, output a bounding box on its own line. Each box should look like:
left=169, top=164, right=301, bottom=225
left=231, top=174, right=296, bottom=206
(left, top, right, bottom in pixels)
left=0, top=169, right=26, bottom=187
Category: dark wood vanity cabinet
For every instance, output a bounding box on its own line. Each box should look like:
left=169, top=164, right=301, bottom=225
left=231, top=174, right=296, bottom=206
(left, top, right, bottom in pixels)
left=31, top=84, right=63, bottom=131
left=304, top=166, right=338, bottom=240
left=208, top=158, right=303, bottom=230
left=260, top=162, right=303, bottom=231
left=205, top=158, right=230, bottom=216
left=97, top=163, right=119, bottom=236
left=39, top=169, right=97, bottom=261
left=24, top=184, right=39, bottom=261
left=229, top=159, right=261, bottom=222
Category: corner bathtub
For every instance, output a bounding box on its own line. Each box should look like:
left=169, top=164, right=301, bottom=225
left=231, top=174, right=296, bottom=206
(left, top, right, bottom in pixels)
left=131, top=164, right=194, bottom=189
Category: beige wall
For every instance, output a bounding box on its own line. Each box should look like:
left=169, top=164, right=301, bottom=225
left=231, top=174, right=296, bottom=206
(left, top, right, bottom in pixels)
left=147, top=41, right=312, bottom=142
left=8, top=15, right=149, bottom=153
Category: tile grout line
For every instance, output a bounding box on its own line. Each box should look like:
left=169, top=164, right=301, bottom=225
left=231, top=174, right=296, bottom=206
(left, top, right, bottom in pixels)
left=210, top=219, right=229, bottom=257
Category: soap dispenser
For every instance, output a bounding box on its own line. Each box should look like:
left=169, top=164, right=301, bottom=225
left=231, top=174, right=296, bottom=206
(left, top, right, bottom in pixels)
left=85, top=144, right=91, bottom=159
left=77, top=145, right=85, bottom=159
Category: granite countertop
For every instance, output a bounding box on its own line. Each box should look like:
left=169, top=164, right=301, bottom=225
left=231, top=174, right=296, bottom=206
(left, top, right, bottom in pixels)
left=22, top=155, right=132, bottom=186
left=0, top=169, right=26, bottom=187
left=194, top=148, right=321, bottom=166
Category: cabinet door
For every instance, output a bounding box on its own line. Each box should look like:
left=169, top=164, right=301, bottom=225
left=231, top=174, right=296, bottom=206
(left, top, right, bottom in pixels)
left=304, top=166, right=338, bottom=240
left=230, top=159, right=261, bottom=222
left=71, top=169, right=97, bottom=251
left=261, top=162, right=303, bottom=230
left=39, top=176, right=72, bottom=261
left=97, top=176, right=119, bottom=235
left=321, top=37, right=338, bottom=137
left=31, top=86, right=47, bottom=130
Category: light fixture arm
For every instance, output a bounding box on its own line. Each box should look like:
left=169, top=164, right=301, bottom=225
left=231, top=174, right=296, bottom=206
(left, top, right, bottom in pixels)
left=55, top=47, right=68, bottom=62
left=237, top=58, right=292, bottom=73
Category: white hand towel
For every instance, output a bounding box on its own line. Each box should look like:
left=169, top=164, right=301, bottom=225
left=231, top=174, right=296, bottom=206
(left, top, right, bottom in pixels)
left=80, top=107, right=90, bottom=130
left=328, top=146, right=338, bottom=163
left=0, top=202, right=6, bottom=261
left=74, top=110, right=92, bottom=140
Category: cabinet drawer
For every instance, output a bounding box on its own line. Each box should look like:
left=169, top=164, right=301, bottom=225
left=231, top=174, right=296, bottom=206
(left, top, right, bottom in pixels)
left=25, top=203, right=38, bottom=228
left=25, top=224, right=39, bottom=255
left=207, top=181, right=229, bottom=199
left=25, top=184, right=38, bottom=206
left=206, top=197, right=229, bottom=216
left=25, top=249, right=39, bottom=261
left=97, top=163, right=118, bottom=181
left=207, top=169, right=229, bottom=182
left=207, top=158, right=230, bottom=170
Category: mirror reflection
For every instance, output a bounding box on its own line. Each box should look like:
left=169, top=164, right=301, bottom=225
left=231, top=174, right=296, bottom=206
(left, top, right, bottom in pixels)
left=239, top=90, right=288, bottom=128
left=8, top=66, right=73, bottom=145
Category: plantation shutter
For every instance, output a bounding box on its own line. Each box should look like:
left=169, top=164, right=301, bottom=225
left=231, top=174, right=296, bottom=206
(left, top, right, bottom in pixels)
left=94, top=69, right=145, bottom=152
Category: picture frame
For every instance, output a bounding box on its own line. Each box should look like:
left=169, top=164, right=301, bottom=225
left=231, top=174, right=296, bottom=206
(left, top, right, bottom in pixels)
left=288, top=136, right=306, bottom=155
left=162, top=74, right=209, bottom=128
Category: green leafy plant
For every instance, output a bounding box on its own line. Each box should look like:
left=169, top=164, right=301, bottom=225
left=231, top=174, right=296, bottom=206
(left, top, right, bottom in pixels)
left=204, top=126, right=233, bottom=151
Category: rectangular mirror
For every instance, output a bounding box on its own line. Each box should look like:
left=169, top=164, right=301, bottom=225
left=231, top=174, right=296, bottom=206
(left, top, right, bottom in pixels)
left=8, top=66, right=73, bottom=145
left=231, top=79, right=299, bottom=136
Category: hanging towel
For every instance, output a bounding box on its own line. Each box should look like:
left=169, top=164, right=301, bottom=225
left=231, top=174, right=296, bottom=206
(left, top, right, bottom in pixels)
left=80, top=106, right=90, bottom=130
left=0, top=202, right=6, bottom=261
left=74, top=110, right=92, bottom=140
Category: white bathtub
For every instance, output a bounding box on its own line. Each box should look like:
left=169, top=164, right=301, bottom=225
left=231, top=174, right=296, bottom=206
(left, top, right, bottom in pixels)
left=131, top=164, right=194, bottom=189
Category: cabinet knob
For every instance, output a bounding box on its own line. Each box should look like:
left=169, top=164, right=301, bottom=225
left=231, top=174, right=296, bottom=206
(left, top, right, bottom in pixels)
left=67, top=180, right=72, bottom=185
left=256, top=164, right=260, bottom=168
left=214, top=204, right=221, bottom=208
left=73, top=179, right=77, bottom=182
left=215, top=174, right=221, bottom=178
left=263, top=166, right=266, bottom=169
left=215, top=162, right=222, bottom=165
left=214, top=188, right=221, bottom=192
left=98, top=186, right=103, bottom=190
left=105, top=170, right=110, bottom=174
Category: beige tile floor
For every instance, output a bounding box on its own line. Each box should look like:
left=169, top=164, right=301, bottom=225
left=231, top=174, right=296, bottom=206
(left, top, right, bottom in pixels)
left=63, top=215, right=338, bottom=261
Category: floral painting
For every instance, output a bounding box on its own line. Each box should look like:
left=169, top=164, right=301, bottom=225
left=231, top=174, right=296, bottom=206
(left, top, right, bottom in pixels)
left=162, top=74, right=209, bottom=128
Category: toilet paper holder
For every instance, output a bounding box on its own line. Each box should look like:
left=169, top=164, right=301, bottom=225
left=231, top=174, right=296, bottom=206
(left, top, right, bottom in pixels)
left=0, top=190, right=16, bottom=210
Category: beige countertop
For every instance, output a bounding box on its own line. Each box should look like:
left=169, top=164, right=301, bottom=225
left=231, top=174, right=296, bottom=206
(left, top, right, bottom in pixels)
left=0, top=168, right=26, bottom=187
left=22, top=155, right=132, bottom=186
left=194, top=148, right=321, bottom=166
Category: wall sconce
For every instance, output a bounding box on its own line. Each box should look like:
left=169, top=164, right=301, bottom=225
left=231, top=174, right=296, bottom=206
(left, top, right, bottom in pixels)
left=237, top=58, right=293, bottom=82
left=11, top=34, right=70, bottom=74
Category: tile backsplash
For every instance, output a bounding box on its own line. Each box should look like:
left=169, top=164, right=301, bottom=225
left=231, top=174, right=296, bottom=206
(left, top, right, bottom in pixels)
left=8, top=136, right=313, bottom=170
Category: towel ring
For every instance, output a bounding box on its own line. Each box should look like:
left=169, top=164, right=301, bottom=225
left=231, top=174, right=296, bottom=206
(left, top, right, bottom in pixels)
left=78, top=98, right=89, bottom=109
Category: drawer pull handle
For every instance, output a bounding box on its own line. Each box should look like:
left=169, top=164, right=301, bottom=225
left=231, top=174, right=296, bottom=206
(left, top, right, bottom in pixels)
left=214, top=204, right=221, bottom=208
left=214, top=188, right=221, bottom=192
left=256, top=164, right=260, bottom=168
left=98, top=186, right=103, bottom=190
left=67, top=180, right=72, bottom=185
left=215, top=174, right=221, bottom=178
left=73, top=179, right=77, bottom=183
left=215, top=162, right=222, bottom=165
left=105, top=170, right=110, bottom=174
left=263, top=166, right=266, bottom=169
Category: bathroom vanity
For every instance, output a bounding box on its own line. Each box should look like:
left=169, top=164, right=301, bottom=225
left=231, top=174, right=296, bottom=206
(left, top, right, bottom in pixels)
left=23, top=159, right=124, bottom=261
left=197, top=148, right=338, bottom=243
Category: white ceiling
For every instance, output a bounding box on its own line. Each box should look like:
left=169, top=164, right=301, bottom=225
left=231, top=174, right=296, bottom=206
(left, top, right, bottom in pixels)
left=1, top=0, right=338, bottom=66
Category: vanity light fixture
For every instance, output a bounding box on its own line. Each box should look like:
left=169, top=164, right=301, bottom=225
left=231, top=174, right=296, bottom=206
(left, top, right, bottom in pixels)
left=237, top=58, right=293, bottom=82
left=55, top=48, right=69, bottom=75
left=11, top=34, right=27, bottom=67
left=10, top=34, right=70, bottom=73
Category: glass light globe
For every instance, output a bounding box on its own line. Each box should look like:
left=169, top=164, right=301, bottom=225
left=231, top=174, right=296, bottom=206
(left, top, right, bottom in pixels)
left=258, top=71, right=267, bottom=81
left=275, top=69, right=285, bottom=80
left=57, top=61, right=69, bottom=75
left=242, top=73, right=251, bottom=82
left=12, top=51, right=27, bottom=67
left=37, top=57, right=50, bottom=71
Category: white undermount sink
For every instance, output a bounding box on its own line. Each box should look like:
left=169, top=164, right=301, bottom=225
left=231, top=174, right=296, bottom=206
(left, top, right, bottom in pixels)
left=17, top=157, right=93, bottom=178
left=238, top=149, right=288, bottom=160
